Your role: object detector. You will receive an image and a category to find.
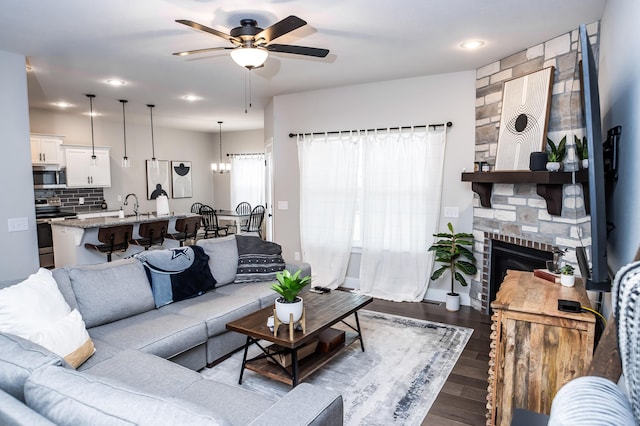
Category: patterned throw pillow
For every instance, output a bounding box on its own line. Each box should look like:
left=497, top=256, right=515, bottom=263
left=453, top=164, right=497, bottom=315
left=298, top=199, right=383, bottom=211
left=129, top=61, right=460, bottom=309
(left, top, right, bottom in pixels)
left=235, top=235, right=285, bottom=283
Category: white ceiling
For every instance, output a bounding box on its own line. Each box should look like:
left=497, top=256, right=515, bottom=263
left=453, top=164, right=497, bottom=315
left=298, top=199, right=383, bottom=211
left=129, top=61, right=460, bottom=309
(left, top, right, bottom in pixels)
left=0, top=0, right=606, bottom=133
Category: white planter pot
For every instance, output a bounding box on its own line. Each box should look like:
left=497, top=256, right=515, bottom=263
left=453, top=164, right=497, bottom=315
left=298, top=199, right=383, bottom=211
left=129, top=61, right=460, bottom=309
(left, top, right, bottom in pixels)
left=275, top=297, right=303, bottom=324
left=445, top=293, right=461, bottom=312
left=560, top=274, right=575, bottom=287
left=546, top=162, right=561, bottom=172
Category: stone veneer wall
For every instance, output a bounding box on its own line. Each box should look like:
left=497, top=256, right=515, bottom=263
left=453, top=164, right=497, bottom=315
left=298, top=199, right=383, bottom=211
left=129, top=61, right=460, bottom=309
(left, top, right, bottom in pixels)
left=469, top=22, right=600, bottom=312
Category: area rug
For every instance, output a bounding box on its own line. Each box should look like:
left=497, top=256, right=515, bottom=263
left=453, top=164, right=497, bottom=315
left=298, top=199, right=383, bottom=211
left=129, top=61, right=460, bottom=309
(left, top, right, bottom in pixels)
left=201, top=310, right=472, bottom=425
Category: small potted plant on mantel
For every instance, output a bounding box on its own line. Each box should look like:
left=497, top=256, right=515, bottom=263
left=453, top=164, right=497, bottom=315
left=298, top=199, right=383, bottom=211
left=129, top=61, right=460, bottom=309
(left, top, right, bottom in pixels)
left=574, top=135, right=589, bottom=169
left=428, top=222, right=478, bottom=311
left=560, top=264, right=575, bottom=287
left=546, top=135, right=567, bottom=171
left=271, top=269, right=311, bottom=324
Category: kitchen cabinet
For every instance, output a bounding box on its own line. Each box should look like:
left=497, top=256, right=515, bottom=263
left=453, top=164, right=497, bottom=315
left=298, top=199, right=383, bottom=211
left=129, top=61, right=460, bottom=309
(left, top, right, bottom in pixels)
left=487, top=270, right=595, bottom=425
left=64, top=146, right=111, bottom=187
left=30, top=134, right=64, bottom=165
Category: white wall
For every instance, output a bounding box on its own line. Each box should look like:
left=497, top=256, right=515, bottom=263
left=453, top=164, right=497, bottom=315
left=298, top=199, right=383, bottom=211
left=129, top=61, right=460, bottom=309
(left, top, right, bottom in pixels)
left=30, top=109, right=265, bottom=215
left=598, top=0, right=640, bottom=317
left=268, top=71, right=476, bottom=301
left=0, top=50, right=39, bottom=281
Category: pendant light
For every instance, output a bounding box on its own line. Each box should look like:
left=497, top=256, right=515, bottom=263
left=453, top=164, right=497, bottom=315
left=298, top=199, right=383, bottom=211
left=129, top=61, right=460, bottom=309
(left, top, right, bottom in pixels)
left=147, top=104, right=158, bottom=168
left=86, top=94, right=97, bottom=167
left=211, top=121, right=230, bottom=173
left=119, top=100, right=130, bottom=168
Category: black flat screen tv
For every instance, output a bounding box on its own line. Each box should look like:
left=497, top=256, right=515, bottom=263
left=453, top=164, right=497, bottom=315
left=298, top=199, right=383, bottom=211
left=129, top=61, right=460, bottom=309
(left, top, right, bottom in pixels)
left=578, top=24, right=611, bottom=291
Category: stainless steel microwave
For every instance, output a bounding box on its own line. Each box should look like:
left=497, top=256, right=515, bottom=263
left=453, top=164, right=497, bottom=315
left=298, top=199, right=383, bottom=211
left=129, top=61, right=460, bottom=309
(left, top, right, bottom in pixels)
left=33, top=165, right=66, bottom=189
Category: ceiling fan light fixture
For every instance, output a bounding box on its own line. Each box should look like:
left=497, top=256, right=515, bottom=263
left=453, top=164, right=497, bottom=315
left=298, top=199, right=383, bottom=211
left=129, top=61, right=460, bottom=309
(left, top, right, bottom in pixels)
left=230, top=47, right=268, bottom=69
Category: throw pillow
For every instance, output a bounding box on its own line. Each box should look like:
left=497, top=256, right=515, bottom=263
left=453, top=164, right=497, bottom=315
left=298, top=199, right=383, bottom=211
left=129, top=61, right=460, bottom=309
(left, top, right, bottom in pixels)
left=0, top=268, right=70, bottom=338
left=0, top=269, right=95, bottom=369
left=235, top=235, right=286, bottom=283
left=30, top=310, right=96, bottom=369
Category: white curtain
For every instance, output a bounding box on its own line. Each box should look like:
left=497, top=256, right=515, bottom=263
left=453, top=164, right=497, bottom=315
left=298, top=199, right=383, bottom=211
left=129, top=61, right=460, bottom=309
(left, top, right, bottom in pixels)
left=358, top=127, right=447, bottom=302
left=230, top=154, right=265, bottom=209
left=298, top=133, right=360, bottom=288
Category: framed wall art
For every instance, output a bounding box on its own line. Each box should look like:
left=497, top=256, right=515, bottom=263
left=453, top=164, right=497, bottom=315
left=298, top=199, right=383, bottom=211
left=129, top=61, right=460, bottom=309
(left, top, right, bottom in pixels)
left=171, top=161, right=193, bottom=198
left=494, top=67, right=554, bottom=170
left=146, top=160, right=170, bottom=200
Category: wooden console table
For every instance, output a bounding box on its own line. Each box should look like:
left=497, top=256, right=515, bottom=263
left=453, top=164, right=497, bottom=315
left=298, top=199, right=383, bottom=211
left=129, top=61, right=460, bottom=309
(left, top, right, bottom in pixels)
left=461, top=170, right=588, bottom=216
left=487, top=270, right=595, bottom=426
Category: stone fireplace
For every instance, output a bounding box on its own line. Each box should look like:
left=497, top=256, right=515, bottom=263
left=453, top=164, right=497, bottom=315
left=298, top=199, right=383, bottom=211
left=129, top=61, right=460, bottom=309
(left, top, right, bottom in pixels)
left=468, top=23, right=599, bottom=312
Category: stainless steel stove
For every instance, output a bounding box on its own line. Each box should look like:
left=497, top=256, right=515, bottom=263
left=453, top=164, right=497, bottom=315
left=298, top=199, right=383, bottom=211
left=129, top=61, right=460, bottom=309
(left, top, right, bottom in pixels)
left=35, top=197, right=76, bottom=268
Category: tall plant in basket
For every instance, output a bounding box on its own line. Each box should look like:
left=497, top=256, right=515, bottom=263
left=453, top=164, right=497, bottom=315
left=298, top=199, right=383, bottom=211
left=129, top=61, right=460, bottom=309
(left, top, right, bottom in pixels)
left=428, top=222, right=477, bottom=311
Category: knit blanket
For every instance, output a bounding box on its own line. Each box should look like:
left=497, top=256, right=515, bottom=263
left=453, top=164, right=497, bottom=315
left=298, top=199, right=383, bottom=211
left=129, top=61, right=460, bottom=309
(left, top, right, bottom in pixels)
left=135, top=245, right=216, bottom=307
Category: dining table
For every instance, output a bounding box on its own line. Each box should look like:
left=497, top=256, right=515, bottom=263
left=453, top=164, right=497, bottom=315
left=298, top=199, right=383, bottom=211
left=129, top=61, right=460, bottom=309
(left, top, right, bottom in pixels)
left=216, top=209, right=250, bottom=234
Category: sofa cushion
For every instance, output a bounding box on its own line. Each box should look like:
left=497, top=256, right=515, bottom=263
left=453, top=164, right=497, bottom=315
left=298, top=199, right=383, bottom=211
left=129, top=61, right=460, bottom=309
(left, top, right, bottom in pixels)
left=24, top=366, right=232, bottom=426
left=0, top=388, right=57, bottom=426
left=0, top=333, right=65, bottom=402
left=88, top=309, right=207, bottom=359
left=234, top=235, right=285, bottom=283
left=196, top=236, right=238, bottom=286
left=51, top=268, right=79, bottom=311
left=215, top=281, right=279, bottom=309
left=160, top=292, right=260, bottom=337
left=68, top=258, right=155, bottom=328
left=0, top=268, right=71, bottom=338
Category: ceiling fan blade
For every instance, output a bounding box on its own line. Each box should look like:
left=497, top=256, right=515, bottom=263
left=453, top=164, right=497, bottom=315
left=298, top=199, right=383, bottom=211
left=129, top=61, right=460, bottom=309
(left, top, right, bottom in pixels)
left=256, top=15, right=306, bottom=43
left=266, top=44, right=329, bottom=58
left=175, top=19, right=238, bottom=43
left=172, top=47, right=233, bottom=56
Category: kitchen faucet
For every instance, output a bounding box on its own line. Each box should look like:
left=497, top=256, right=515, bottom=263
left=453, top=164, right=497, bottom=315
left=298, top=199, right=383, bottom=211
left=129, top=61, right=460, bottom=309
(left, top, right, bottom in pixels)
left=123, top=193, right=139, bottom=218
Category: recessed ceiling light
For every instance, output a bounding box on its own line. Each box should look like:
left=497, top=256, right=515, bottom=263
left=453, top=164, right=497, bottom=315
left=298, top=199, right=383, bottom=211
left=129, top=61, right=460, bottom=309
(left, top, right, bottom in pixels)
left=459, top=40, right=486, bottom=50
left=105, top=79, right=126, bottom=86
left=52, top=102, right=73, bottom=108
left=182, top=94, right=200, bottom=102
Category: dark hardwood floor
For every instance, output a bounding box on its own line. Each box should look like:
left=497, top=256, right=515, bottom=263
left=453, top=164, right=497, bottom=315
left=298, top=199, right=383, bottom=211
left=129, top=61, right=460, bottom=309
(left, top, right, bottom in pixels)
left=365, top=297, right=492, bottom=426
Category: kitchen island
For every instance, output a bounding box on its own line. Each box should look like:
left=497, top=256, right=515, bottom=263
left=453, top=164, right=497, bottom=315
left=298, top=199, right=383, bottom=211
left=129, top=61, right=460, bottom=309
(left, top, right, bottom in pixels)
left=50, top=212, right=197, bottom=267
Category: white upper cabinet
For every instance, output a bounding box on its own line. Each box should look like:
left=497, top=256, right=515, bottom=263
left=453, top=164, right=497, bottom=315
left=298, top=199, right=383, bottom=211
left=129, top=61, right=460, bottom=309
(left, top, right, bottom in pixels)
left=64, top=146, right=111, bottom=187
left=30, top=134, right=64, bottom=165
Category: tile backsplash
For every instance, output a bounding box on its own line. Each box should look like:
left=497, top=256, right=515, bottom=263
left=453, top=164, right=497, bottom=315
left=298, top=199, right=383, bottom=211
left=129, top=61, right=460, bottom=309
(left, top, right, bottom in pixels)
left=34, top=188, right=106, bottom=213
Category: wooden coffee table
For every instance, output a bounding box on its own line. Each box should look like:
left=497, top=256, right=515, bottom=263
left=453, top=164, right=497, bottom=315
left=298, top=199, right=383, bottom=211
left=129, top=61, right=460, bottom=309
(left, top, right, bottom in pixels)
left=226, top=290, right=373, bottom=387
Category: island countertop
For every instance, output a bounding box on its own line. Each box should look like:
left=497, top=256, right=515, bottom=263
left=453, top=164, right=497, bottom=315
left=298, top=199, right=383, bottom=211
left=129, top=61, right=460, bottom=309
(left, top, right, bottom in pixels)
left=50, top=212, right=194, bottom=229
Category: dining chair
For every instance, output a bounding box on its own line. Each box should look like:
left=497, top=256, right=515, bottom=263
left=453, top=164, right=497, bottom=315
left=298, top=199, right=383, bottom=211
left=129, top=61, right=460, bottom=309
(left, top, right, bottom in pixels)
left=234, top=201, right=251, bottom=233
left=246, top=205, right=266, bottom=238
left=200, top=205, right=229, bottom=239
left=190, top=202, right=204, bottom=214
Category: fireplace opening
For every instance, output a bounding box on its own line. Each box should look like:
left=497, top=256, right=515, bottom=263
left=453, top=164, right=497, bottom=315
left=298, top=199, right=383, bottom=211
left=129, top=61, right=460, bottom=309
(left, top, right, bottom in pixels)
left=489, top=240, right=553, bottom=306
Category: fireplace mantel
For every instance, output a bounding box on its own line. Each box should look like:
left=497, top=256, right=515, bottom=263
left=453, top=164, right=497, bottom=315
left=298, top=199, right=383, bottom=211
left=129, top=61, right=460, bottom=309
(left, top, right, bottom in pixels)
left=461, top=170, right=589, bottom=216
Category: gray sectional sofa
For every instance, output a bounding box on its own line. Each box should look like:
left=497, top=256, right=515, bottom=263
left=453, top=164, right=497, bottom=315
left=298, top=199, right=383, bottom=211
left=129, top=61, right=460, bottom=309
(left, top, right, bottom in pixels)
left=0, top=235, right=343, bottom=425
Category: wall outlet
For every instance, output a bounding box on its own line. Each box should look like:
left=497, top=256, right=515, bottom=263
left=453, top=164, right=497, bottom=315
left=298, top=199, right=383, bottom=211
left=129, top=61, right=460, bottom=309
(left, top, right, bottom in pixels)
left=277, top=201, right=289, bottom=210
left=294, top=251, right=301, bottom=261
left=78, top=197, right=84, bottom=205
left=443, top=207, right=459, bottom=218
left=117, top=194, right=122, bottom=202
left=8, top=217, right=29, bottom=232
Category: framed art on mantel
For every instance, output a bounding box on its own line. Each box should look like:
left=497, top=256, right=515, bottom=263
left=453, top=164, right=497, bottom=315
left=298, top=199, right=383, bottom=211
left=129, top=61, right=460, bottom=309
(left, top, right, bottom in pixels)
left=146, top=160, right=170, bottom=200
left=171, top=161, right=192, bottom=198
left=494, top=67, right=554, bottom=170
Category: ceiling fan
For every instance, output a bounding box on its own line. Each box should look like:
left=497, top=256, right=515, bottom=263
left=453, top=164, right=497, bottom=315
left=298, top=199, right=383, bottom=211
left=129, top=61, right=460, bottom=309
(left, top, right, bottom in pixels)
left=173, top=15, right=329, bottom=69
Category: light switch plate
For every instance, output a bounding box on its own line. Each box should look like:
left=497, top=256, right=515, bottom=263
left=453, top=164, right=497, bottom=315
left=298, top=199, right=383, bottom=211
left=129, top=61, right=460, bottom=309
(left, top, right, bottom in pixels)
left=8, top=217, right=29, bottom=232
left=277, top=201, right=289, bottom=210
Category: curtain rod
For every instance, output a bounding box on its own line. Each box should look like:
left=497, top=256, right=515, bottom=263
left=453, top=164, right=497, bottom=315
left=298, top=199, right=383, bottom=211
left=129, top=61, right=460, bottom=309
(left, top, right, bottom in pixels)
left=226, top=152, right=264, bottom=157
left=288, top=121, right=452, bottom=138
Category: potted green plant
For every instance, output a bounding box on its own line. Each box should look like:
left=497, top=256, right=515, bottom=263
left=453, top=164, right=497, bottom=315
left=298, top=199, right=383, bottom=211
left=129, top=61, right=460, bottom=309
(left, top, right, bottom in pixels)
left=546, top=136, right=567, bottom=171
left=428, top=222, right=478, bottom=311
left=574, top=135, right=588, bottom=169
left=271, top=269, right=311, bottom=324
left=560, top=264, right=575, bottom=287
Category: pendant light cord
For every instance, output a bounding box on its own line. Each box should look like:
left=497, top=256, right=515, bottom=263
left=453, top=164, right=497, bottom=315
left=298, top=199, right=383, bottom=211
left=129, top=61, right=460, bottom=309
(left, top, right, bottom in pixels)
left=120, top=100, right=128, bottom=160
left=218, top=121, right=223, bottom=172
left=86, top=94, right=96, bottom=159
left=147, top=104, right=156, bottom=161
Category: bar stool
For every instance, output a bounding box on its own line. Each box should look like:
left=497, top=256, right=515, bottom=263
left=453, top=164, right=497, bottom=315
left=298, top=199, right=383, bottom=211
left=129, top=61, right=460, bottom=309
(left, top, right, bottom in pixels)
left=167, top=215, right=201, bottom=246
left=130, top=219, right=169, bottom=250
left=84, top=224, right=134, bottom=262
